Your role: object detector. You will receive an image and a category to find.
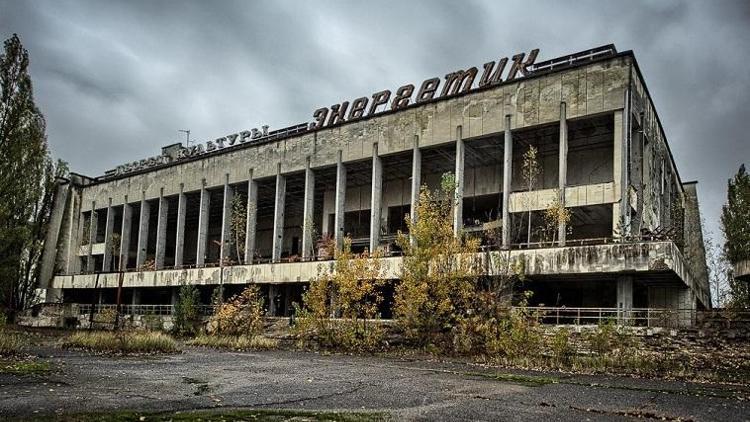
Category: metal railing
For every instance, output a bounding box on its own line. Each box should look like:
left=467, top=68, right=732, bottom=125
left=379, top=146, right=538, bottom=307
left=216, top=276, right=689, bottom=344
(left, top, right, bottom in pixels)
left=512, top=307, right=750, bottom=328
left=71, top=304, right=750, bottom=329
left=77, top=304, right=216, bottom=316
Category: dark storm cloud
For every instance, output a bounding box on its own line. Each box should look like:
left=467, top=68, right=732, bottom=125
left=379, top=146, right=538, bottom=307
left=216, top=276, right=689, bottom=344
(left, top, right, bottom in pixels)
left=1, top=0, right=748, bottom=241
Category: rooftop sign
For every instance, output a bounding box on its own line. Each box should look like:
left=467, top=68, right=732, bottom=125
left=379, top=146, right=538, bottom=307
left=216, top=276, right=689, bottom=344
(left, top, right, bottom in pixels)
left=105, top=47, right=548, bottom=179
left=309, top=48, right=539, bottom=130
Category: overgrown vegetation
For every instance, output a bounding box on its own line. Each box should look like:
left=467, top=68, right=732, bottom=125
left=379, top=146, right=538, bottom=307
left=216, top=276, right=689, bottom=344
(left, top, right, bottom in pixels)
left=62, top=330, right=180, bottom=354
left=189, top=334, right=279, bottom=351
left=173, top=283, right=201, bottom=336
left=0, top=34, right=68, bottom=319
left=721, top=164, right=750, bottom=308
left=206, top=285, right=265, bottom=336
left=0, top=329, right=26, bottom=356
left=294, top=238, right=387, bottom=352
left=393, top=174, right=483, bottom=351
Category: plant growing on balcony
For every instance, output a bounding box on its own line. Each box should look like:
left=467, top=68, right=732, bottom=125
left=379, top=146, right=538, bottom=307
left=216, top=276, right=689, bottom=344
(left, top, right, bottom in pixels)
left=522, top=145, right=540, bottom=244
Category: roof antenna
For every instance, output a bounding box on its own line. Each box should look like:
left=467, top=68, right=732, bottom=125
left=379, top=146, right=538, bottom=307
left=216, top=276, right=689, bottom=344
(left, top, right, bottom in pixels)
left=178, top=129, right=191, bottom=146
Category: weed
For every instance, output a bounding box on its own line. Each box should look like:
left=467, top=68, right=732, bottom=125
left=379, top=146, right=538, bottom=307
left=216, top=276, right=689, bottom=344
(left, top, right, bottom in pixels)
left=189, top=334, right=279, bottom=351
left=62, top=330, right=180, bottom=354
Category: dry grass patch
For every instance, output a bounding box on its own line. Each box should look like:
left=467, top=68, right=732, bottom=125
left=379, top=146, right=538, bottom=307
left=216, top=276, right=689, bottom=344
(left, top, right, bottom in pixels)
left=63, top=330, right=180, bottom=354
left=0, top=331, right=27, bottom=356
left=189, top=334, right=279, bottom=351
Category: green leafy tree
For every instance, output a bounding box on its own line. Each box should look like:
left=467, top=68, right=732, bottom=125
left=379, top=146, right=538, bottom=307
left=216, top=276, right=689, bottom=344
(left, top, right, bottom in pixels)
left=721, top=164, right=750, bottom=264
left=0, top=34, right=57, bottom=316
left=721, top=164, right=750, bottom=308
left=173, top=284, right=201, bottom=336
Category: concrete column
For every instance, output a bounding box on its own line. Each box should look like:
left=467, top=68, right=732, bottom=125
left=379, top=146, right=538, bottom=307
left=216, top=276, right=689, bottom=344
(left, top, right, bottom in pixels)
left=119, top=200, right=132, bottom=271
left=39, top=181, right=68, bottom=290
left=136, top=194, right=150, bottom=269
left=272, top=164, right=286, bottom=262
left=616, top=276, right=633, bottom=310
left=334, top=150, right=347, bottom=252
left=268, top=284, right=279, bottom=316
left=220, top=175, right=233, bottom=264
left=196, top=181, right=210, bottom=267
left=102, top=198, right=115, bottom=272
left=613, top=109, right=626, bottom=234
left=86, top=201, right=97, bottom=273
left=370, top=143, right=383, bottom=253
left=410, top=136, right=421, bottom=228
left=65, top=190, right=80, bottom=274
left=558, top=102, right=568, bottom=246
left=453, top=127, right=464, bottom=236
left=174, top=185, right=186, bottom=268
left=171, top=288, right=179, bottom=305
left=244, top=171, right=258, bottom=264
left=154, top=190, right=168, bottom=269
left=302, top=158, right=315, bottom=260
left=616, top=276, right=633, bottom=324
left=131, top=289, right=141, bottom=306
left=502, top=115, right=513, bottom=248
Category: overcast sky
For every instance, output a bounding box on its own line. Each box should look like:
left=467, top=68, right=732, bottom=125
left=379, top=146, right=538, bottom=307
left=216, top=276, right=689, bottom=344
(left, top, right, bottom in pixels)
left=1, top=0, right=748, bottom=243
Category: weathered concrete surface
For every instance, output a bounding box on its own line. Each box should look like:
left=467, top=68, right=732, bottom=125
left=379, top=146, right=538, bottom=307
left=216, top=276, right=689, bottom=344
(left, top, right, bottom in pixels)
left=78, top=57, right=631, bottom=209
left=1, top=347, right=748, bottom=421
left=51, top=242, right=707, bottom=306
left=682, top=182, right=711, bottom=305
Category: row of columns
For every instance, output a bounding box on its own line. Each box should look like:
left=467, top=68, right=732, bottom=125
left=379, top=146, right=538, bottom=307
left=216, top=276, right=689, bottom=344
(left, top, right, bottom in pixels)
left=87, top=101, right=574, bottom=272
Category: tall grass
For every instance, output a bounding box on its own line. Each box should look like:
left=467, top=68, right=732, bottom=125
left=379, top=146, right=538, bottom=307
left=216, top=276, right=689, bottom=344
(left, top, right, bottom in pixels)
left=63, top=331, right=180, bottom=354
left=0, top=331, right=26, bottom=356
left=189, top=334, right=279, bottom=351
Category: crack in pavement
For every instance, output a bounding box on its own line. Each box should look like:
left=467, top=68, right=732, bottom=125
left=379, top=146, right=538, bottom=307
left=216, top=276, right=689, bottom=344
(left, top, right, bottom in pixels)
left=568, top=404, right=695, bottom=421
left=240, top=382, right=367, bottom=408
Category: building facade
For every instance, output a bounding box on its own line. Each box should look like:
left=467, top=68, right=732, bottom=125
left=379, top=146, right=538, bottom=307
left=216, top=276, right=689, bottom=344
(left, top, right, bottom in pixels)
left=38, top=45, right=711, bottom=317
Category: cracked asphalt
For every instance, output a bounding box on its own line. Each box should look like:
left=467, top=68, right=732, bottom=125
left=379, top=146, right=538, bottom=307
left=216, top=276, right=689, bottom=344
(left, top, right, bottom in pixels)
left=1, top=347, right=749, bottom=421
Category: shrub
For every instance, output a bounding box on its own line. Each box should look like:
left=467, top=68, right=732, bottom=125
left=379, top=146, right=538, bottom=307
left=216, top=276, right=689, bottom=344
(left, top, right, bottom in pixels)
left=393, top=174, right=482, bottom=350
left=294, top=239, right=387, bottom=352
left=92, top=307, right=117, bottom=325
left=0, top=331, right=26, bottom=356
left=207, top=285, right=265, bottom=336
left=173, top=284, right=201, bottom=336
left=548, top=327, right=574, bottom=366
left=62, top=330, right=180, bottom=354
left=189, top=334, right=279, bottom=351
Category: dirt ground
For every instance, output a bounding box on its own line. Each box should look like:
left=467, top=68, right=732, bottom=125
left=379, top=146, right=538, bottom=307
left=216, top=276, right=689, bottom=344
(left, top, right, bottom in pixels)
left=1, top=331, right=750, bottom=421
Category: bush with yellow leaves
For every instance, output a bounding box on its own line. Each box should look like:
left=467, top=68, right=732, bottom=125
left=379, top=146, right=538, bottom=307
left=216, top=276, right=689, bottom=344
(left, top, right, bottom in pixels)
left=294, top=238, right=387, bottom=352
left=206, top=285, right=265, bottom=336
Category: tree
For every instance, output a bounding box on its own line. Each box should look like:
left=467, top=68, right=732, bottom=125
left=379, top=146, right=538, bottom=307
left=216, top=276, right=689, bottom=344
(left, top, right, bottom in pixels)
left=704, top=228, right=731, bottom=307
left=0, top=34, right=56, bottom=316
left=541, top=191, right=571, bottom=245
left=394, top=173, right=482, bottom=348
left=721, top=164, right=750, bottom=264
left=173, top=283, right=201, bottom=336
left=230, top=192, right=246, bottom=264
left=721, top=164, right=750, bottom=308
left=295, top=238, right=386, bottom=351
left=521, top=145, right=540, bottom=244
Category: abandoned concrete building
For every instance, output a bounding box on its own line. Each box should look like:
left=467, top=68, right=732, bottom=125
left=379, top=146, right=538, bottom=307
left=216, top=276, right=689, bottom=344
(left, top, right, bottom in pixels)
left=38, top=44, right=711, bottom=320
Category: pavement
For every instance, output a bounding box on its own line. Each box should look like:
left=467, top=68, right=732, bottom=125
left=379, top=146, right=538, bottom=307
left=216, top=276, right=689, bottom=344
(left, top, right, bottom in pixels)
left=1, top=346, right=749, bottom=421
